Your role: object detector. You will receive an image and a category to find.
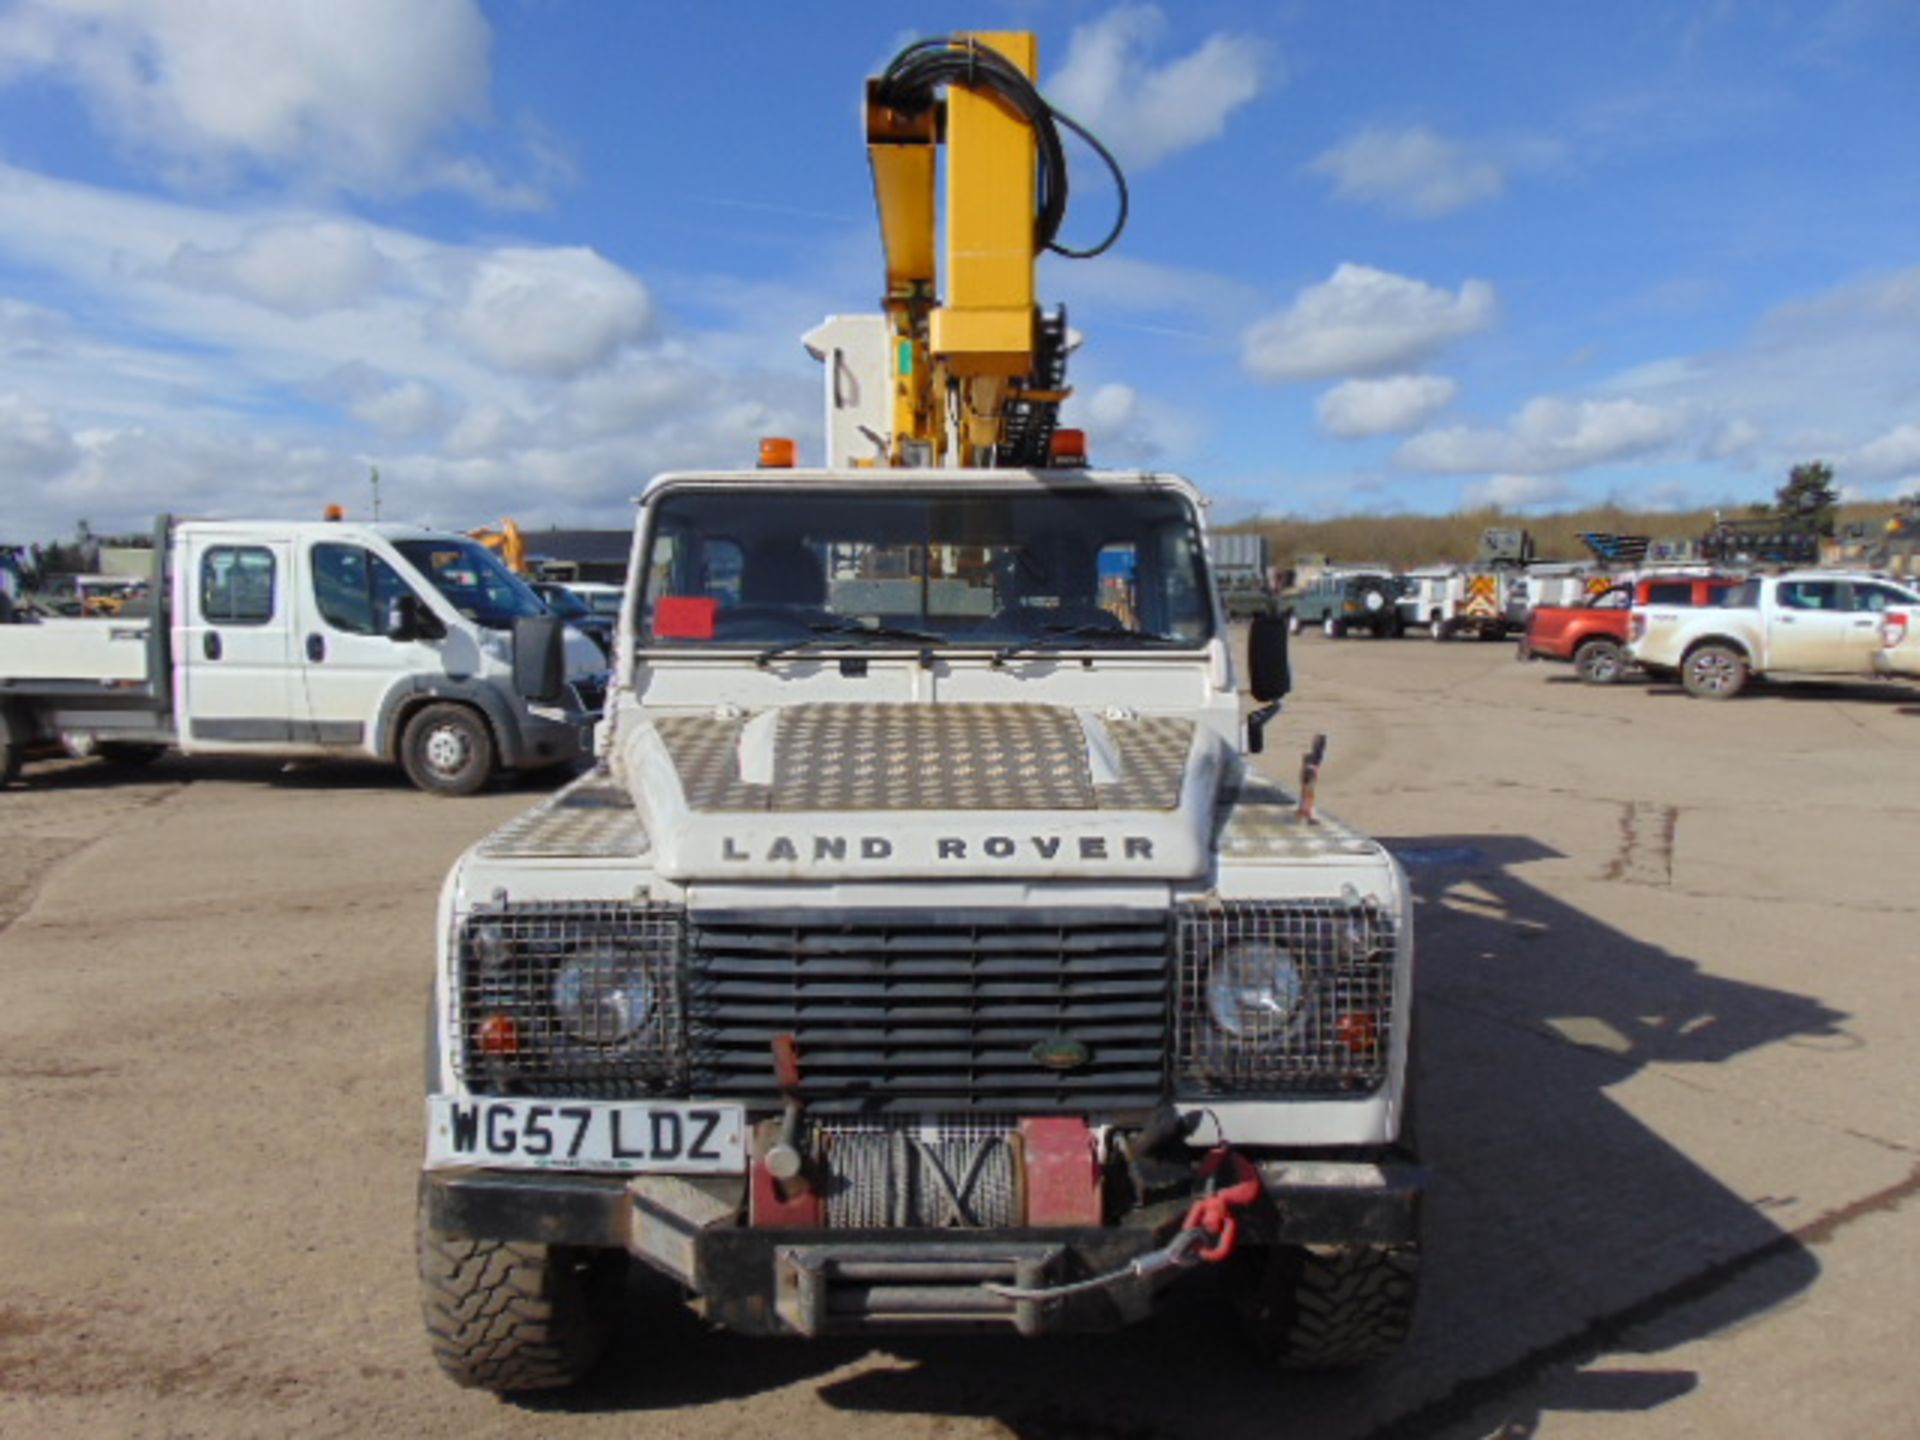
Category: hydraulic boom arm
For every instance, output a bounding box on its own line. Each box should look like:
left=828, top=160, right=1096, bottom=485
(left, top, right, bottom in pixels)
left=855, top=32, right=1124, bottom=469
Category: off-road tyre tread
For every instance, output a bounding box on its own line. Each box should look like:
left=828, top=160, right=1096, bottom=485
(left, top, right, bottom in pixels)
left=1234, top=1243, right=1419, bottom=1370
left=418, top=1218, right=616, bottom=1392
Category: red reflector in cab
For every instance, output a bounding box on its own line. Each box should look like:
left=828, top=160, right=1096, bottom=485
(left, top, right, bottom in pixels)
left=1048, top=429, right=1088, bottom=467
left=758, top=437, right=797, bottom=468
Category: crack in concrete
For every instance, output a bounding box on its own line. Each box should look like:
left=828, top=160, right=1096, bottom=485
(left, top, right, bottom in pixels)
left=0, top=782, right=190, bottom=941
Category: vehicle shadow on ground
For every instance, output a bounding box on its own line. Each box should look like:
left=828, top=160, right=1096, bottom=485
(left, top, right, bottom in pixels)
left=542, top=835, right=1841, bottom=1438
left=6, top=754, right=579, bottom=795
left=1641, top=679, right=1917, bottom=706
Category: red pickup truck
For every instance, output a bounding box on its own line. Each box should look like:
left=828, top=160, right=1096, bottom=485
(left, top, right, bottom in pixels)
left=1521, top=574, right=1739, bottom=683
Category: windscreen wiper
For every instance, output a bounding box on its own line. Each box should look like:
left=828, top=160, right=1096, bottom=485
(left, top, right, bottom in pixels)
left=991, top=625, right=1187, bottom=666
left=756, top=620, right=945, bottom=667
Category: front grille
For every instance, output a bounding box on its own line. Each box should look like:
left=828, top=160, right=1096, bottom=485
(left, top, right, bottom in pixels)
left=687, top=909, right=1172, bottom=1114
left=1174, top=898, right=1397, bottom=1095
left=453, top=901, right=684, bottom=1096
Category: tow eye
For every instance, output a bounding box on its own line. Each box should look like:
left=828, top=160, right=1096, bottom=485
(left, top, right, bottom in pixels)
left=981, top=1146, right=1263, bottom=1302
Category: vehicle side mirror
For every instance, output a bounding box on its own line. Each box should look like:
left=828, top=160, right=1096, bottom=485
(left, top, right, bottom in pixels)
left=513, top=614, right=568, bottom=703
left=1248, top=613, right=1292, bottom=702
left=386, top=595, right=444, bottom=643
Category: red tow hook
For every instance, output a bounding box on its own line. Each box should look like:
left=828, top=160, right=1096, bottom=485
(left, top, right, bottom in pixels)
left=1179, top=1147, right=1263, bottom=1263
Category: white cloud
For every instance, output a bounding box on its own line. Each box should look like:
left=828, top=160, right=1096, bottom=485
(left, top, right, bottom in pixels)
left=165, top=221, right=390, bottom=316
left=1316, top=374, right=1459, bottom=438
left=432, top=246, right=653, bottom=378
left=0, top=162, right=823, bottom=540
left=1852, top=423, right=1920, bottom=478
left=1310, top=127, right=1505, bottom=218
left=1702, top=416, right=1761, bottom=460
left=0, top=394, right=79, bottom=480
left=1396, top=395, right=1687, bottom=474
left=1461, top=473, right=1577, bottom=510
left=1047, top=5, right=1265, bottom=170
left=350, top=380, right=450, bottom=439
left=1242, top=264, right=1496, bottom=382
left=1062, top=380, right=1200, bottom=464
left=0, top=0, right=547, bottom=204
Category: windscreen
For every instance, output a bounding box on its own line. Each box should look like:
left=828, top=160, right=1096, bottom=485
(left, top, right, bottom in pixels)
left=394, top=539, right=545, bottom=631
left=638, top=487, right=1215, bottom=649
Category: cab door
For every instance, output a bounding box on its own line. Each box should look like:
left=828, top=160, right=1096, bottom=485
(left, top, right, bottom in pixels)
left=1767, top=579, right=1851, bottom=672
left=1845, top=582, right=1920, bottom=670
left=179, top=536, right=300, bottom=749
left=297, top=539, right=435, bottom=749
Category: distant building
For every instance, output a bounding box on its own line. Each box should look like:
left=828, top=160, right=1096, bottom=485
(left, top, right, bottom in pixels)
left=522, top=529, right=630, bottom=584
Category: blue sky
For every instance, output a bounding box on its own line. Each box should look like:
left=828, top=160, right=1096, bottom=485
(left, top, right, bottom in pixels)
left=0, top=0, right=1915, bottom=540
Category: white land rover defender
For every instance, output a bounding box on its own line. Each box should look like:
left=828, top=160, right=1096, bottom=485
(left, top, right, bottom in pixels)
left=418, top=466, right=1421, bottom=1390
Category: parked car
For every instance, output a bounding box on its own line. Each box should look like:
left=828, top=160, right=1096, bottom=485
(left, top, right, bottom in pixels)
left=1629, top=571, right=1920, bottom=698
left=1288, top=570, right=1404, bottom=638
left=530, top=580, right=615, bottom=657
left=1520, top=573, right=1740, bottom=685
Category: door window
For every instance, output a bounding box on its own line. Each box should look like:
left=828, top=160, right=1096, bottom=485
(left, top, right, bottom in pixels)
left=1849, top=582, right=1918, bottom=613
left=201, top=546, right=276, bottom=625
left=312, top=543, right=413, bottom=635
left=1776, top=580, right=1840, bottom=610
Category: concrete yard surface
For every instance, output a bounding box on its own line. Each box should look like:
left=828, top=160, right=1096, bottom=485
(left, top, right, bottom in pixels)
left=0, top=639, right=1915, bottom=1438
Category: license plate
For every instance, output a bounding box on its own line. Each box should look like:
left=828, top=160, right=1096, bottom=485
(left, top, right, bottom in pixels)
left=425, top=1097, right=746, bottom=1174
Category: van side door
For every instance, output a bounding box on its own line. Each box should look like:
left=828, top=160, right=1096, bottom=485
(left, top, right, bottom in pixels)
left=178, top=536, right=300, bottom=749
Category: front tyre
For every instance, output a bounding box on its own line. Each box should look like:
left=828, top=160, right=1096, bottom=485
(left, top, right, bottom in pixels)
left=1681, top=643, right=1748, bottom=699
left=418, top=1198, right=623, bottom=1393
left=1323, top=617, right=1344, bottom=639
left=401, top=703, right=496, bottom=796
left=1229, top=1243, right=1420, bottom=1370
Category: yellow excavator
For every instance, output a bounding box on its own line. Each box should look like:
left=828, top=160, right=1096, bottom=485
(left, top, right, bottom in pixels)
left=805, top=31, right=1125, bottom=470
left=468, top=518, right=527, bottom=575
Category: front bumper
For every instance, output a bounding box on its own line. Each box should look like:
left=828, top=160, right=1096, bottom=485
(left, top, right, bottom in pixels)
left=421, top=1156, right=1424, bottom=1336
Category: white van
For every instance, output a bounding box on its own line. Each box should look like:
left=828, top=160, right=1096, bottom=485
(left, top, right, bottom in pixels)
left=0, top=517, right=607, bottom=794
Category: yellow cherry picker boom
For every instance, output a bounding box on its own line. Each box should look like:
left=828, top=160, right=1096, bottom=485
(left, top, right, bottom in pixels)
left=806, top=31, right=1126, bottom=469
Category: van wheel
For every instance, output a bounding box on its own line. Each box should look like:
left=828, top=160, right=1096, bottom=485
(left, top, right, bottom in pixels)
left=418, top=1194, right=622, bottom=1392
left=1573, top=639, right=1626, bottom=685
left=1323, top=617, right=1343, bottom=639
left=1228, top=1242, right=1420, bottom=1370
left=0, top=729, right=18, bottom=787
left=1287, top=612, right=1302, bottom=637
left=1682, top=644, right=1747, bottom=700
left=402, top=703, right=495, bottom=796
left=1429, top=619, right=1449, bottom=642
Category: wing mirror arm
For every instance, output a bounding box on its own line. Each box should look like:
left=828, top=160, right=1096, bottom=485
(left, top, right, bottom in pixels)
left=1246, top=700, right=1281, bottom=755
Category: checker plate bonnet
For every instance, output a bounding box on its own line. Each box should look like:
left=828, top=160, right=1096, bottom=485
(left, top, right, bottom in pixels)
left=653, top=703, right=1194, bottom=813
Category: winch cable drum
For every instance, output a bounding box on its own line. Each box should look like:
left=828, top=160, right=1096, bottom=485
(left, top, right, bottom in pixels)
left=872, top=35, right=1130, bottom=260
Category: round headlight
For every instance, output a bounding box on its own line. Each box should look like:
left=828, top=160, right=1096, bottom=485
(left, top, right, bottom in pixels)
left=552, top=947, right=653, bottom=1044
left=1206, top=942, right=1306, bottom=1039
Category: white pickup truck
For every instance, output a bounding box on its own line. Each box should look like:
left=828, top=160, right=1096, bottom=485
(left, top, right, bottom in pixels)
left=1629, top=570, right=1920, bottom=698
left=0, top=517, right=607, bottom=793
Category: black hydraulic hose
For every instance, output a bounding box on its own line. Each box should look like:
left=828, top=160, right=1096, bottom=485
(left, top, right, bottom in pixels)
left=873, top=35, right=1128, bottom=260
